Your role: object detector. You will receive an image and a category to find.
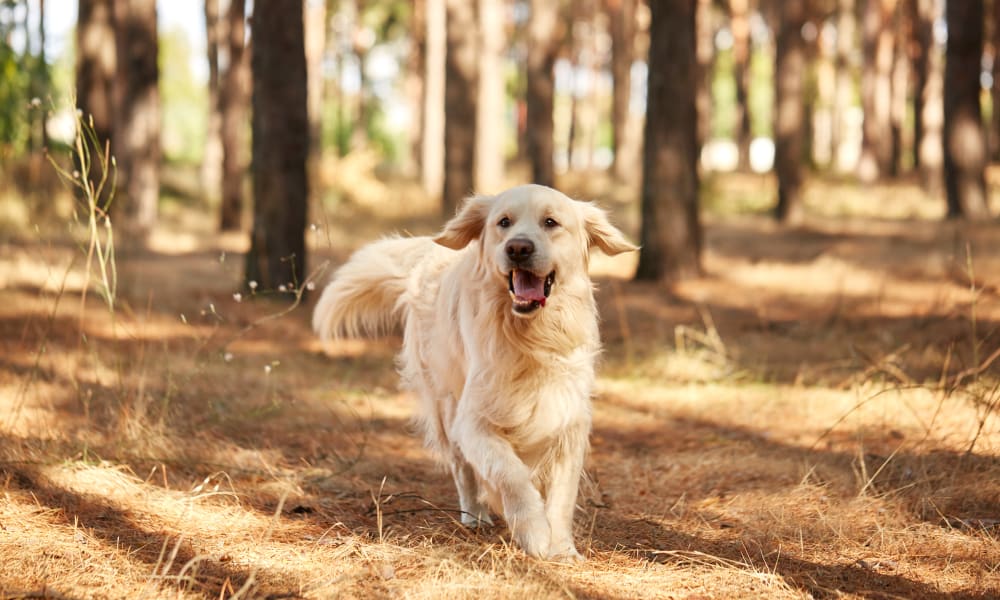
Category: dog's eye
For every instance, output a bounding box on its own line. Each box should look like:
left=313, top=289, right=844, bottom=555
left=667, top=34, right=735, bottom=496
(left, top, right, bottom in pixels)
left=498, top=217, right=511, bottom=228
left=543, top=217, right=559, bottom=228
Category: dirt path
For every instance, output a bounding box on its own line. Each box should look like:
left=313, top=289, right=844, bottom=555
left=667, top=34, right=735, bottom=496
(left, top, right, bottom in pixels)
left=1, top=212, right=998, bottom=598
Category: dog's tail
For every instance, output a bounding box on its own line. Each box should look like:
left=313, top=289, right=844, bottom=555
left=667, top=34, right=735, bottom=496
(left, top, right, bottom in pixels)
left=312, top=236, right=433, bottom=341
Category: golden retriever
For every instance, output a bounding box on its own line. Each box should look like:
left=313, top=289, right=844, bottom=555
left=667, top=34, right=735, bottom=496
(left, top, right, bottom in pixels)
left=312, top=184, right=636, bottom=560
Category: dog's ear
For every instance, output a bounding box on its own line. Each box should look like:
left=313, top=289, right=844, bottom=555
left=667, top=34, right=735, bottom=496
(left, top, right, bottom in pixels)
left=434, top=195, right=492, bottom=250
left=582, top=203, right=638, bottom=256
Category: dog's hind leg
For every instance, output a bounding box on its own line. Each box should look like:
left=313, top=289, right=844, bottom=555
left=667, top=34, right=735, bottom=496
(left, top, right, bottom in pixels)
left=450, top=458, right=493, bottom=527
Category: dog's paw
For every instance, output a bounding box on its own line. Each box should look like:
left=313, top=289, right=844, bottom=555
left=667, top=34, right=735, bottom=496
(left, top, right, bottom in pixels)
left=546, top=544, right=584, bottom=563
left=508, top=510, right=552, bottom=557
left=461, top=511, right=494, bottom=528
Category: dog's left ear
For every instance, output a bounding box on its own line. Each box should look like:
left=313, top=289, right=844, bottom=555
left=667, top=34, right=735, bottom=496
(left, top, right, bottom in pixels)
left=434, top=195, right=493, bottom=250
left=582, top=203, right=638, bottom=256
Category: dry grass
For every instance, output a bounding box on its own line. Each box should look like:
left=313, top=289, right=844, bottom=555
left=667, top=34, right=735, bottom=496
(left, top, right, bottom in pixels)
left=1, top=171, right=1000, bottom=599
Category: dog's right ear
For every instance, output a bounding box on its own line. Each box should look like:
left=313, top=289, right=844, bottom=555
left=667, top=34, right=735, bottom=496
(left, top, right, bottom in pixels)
left=433, top=195, right=492, bottom=250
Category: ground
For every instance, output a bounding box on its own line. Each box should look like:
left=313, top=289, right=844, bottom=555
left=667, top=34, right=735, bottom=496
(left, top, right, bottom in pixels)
left=1, top=172, right=999, bottom=599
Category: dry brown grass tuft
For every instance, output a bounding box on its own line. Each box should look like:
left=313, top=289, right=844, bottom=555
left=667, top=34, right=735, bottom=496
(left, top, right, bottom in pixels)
left=2, top=173, right=1000, bottom=598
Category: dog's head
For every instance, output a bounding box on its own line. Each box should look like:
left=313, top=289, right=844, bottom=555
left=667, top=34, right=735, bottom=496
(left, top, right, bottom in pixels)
left=434, top=184, right=637, bottom=317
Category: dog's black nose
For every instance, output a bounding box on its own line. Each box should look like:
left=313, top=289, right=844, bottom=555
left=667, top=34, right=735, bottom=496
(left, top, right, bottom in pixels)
left=505, top=238, right=535, bottom=262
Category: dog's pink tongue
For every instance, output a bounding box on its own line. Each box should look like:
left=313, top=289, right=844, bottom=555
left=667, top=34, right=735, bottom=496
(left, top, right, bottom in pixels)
left=512, top=270, right=546, bottom=303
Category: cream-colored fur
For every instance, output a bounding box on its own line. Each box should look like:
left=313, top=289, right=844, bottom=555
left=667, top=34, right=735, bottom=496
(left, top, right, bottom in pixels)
left=313, top=184, right=636, bottom=560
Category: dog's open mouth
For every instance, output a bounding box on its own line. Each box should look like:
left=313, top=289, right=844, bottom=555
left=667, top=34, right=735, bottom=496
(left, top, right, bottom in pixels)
left=508, top=269, right=555, bottom=314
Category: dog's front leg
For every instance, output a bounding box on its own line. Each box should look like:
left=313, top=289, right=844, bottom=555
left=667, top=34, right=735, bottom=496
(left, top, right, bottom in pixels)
left=544, top=426, right=588, bottom=562
left=452, top=416, right=551, bottom=558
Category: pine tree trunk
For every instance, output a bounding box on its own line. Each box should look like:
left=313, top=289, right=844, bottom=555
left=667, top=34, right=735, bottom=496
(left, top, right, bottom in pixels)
left=608, top=0, right=636, bottom=180
left=422, top=0, right=446, bottom=200
left=731, top=0, right=752, bottom=170
left=526, top=0, right=559, bottom=187
left=889, top=5, right=909, bottom=177
left=75, top=0, right=116, bottom=200
left=943, top=0, right=989, bottom=220
left=219, top=0, right=248, bottom=232
left=202, top=0, right=223, bottom=205
left=991, top=0, right=1000, bottom=161
left=113, top=0, right=160, bottom=237
left=246, top=0, right=309, bottom=292
left=832, top=0, right=855, bottom=172
left=635, top=0, right=701, bottom=282
left=773, top=1, right=806, bottom=224
left=859, top=0, right=896, bottom=181
left=695, top=0, right=713, bottom=149
left=442, top=0, right=478, bottom=215
left=912, top=0, right=943, bottom=191
left=476, top=0, right=505, bottom=193
left=407, top=0, right=426, bottom=176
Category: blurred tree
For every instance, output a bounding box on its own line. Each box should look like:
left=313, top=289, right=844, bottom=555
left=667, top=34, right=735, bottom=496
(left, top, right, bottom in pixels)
left=730, top=0, right=752, bottom=170
left=773, top=0, right=806, bottom=224
left=635, top=0, right=701, bottom=282
left=30, top=0, right=49, bottom=152
left=476, top=0, right=505, bottom=192
left=608, top=0, right=637, bottom=180
left=911, top=0, right=942, bottom=190
left=943, top=0, right=989, bottom=220
left=859, top=0, right=896, bottom=181
left=113, top=0, right=160, bottom=236
left=831, top=0, right=855, bottom=172
left=889, top=2, right=909, bottom=177
left=219, top=0, right=249, bottom=231
left=201, top=0, right=226, bottom=205
left=442, top=0, right=478, bottom=214
left=695, top=0, right=713, bottom=150
left=203, top=0, right=223, bottom=205
left=567, top=0, right=599, bottom=171
left=526, top=0, right=559, bottom=187
left=422, top=0, right=445, bottom=199
left=246, top=0, right=309, bottom=291
left=991, top=0, right=1000, bottom=161
left=75, top=0, right=116, bottom=192
left=407, top=0, right=425, bottom=176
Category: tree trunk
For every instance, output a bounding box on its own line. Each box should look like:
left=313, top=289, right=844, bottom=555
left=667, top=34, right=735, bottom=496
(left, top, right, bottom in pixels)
left=695, top=0, right=713, bottom=150
left=912, top=0, right=942, bottom=191
left=202, top=0, right=223, bottom=205
left=608, top=0, right=636, bottom=180
left=305, top=0, right=326, bottom=172
left=634, top=0, right=701, bottom=283
left=773, top=1, right=806, bottom=224
left=889, top=4, right=909, bottom=177
left=943, top=0, right=989, bottom=220
left=526, top=0, right=559, bottom=187
left=731, top=0, right=752, bottom=170
left=246, top=0, right=309, bottom=291
left=113, top=0, right=160, bottom=237
left=219, top=0, right=249, bottom=232
left=475, top=0, right=505, bottom=193
left=407, top=0, right=426, bottom=176
left=422, top=0, right=446, bottom=200
left=859, top=0, right=896, bottom=181
left=75, top=0, right=116, bottom=203
left=442, top=0, right=478, bottom=215
left=832, top=0, right=855, bottom=172
left=992, top=0, right=1000, bottom=161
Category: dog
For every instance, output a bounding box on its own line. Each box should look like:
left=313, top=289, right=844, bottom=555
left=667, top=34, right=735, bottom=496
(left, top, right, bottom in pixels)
left=312, top=184, right=636, bottom=560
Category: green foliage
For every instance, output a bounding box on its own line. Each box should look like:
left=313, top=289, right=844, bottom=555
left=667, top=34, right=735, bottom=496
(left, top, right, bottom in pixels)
left=0, top=39, right=35, bottom=154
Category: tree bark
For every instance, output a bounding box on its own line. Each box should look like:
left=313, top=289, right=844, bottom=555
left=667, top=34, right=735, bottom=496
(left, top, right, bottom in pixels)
left=634, top=0, right=701, bottom=282
left=694, top=0, right=713, bottom=150
left=859, top=0, right=896, bottom=181
left=246, top=0, right=309, bottom=291
left=773, top=1, right=806, bottom=224
left=608, top=0, right=636, bottom=180
left=832, top=0, right=855, bottom=172
left=407, top=0, right=426, bottom=176
left=113, top=0, right=160, bottom=236
left=476, top=0, right=505, bottom=193
left=202, top=0, right=223, bottom=205
left=442, top=0, right=478, bottom=215
left=422, top=0, right=446, bottom=200
left=731, top=0, right=751, bottom=170
left=526, top=0, right=559, bottom=187
left=943, top=0, right=989, bottom=220
left=75, top=0, right=116, bottom=203
left=219, top=0, right=249, bottom=231
left=889, top=4, right=909, bottom=177
left=912, top=0, right=942, bottom=191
